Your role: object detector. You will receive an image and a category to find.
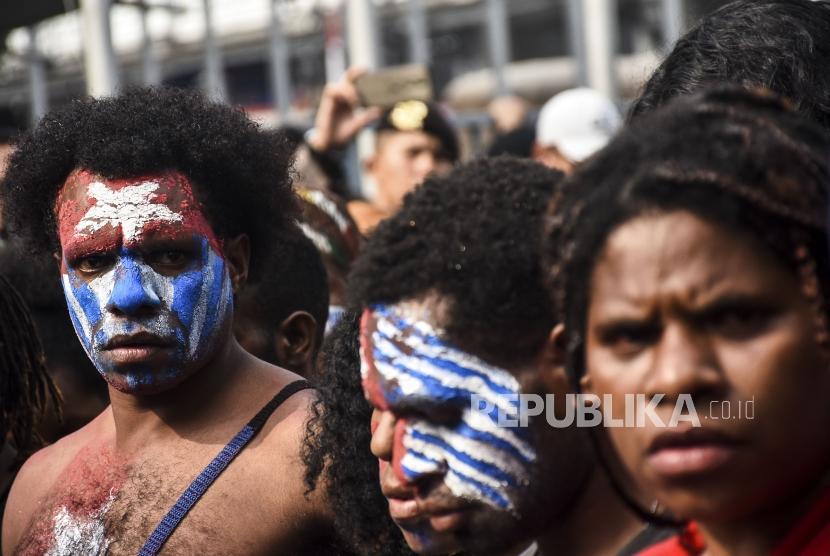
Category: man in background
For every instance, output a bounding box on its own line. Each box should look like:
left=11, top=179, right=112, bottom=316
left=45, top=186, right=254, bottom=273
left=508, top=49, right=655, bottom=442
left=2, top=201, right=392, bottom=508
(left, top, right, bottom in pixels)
left=533, top=87, right=621, bottom=174
left=305, top=67, right=459, bottom=234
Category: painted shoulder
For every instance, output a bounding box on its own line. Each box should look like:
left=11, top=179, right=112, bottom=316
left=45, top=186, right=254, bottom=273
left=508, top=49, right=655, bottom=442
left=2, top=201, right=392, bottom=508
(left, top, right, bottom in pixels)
left=1, top=408, right=112, bottom=556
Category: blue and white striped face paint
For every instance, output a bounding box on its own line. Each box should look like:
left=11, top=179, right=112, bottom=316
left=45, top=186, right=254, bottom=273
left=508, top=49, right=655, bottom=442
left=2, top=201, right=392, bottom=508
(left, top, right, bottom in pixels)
left=360, top=303, right=536, bottom=514
left=56, top=170, right=234, bottom=393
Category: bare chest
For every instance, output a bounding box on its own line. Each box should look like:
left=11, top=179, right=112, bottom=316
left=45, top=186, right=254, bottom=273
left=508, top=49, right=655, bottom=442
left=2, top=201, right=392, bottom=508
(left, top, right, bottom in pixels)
left=15, top=444, right=306, bottom=556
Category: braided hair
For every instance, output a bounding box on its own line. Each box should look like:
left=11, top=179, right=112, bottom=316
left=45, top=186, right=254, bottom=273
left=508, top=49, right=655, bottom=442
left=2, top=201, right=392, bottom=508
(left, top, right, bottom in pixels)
left=543, top=86, right=830, bottom=523
left=0, top=273, right=61, bottom=463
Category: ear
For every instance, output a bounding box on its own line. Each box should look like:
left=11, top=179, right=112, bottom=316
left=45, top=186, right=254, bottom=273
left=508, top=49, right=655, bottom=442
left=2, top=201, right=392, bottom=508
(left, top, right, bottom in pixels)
left=222, top=234, right=250, bottom=294
left=273, top=311, right=321, bottom=374
left=536, top=323, right=572, bottom=396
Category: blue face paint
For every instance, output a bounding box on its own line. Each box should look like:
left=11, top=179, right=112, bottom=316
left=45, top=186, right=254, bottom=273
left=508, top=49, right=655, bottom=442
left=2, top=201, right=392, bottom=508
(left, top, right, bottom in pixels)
left=62, top=238, right=233, bottom=393
left=56, top=173, right=235, bottom=394
left=360, top=303, right=536, bottom=514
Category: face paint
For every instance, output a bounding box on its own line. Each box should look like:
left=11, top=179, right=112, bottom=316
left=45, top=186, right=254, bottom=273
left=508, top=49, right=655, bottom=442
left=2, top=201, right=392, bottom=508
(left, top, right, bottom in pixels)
left=55, top=169, right=233, bottom=393
left=325, top=305, right=346, bottom=336
left=49, top=493, right=114, bottom=556
left=360, top=303, right=536, bottom=514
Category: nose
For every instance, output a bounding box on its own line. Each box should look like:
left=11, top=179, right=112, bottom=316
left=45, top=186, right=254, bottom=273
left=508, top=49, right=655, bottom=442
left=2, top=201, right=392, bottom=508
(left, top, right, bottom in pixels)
left=106, top=256, right=162, bottom=316
left=370, top=409, right=395, bottom=462
left=645, top=321, right=724, bottom=403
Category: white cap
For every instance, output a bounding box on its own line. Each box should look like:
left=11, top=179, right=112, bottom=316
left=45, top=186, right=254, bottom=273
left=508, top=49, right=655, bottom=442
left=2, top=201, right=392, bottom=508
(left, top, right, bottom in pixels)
left=535, top=87, right=622, bottom=163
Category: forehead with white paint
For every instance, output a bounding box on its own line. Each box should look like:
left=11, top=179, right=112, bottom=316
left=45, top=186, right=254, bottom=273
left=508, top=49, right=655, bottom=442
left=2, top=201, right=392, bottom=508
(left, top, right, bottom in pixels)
left=55, top=168, right=221, bottom=256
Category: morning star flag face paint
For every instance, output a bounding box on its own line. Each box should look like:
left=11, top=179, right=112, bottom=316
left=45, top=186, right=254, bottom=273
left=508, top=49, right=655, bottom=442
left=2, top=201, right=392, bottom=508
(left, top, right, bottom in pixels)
left=55, top=169, right=233, bottom=393
left=360, top=304, right=537, bottom=514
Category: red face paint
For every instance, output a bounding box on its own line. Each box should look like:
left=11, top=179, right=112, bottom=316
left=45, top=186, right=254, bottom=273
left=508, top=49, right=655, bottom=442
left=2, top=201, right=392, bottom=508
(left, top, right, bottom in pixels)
left=360, top=309, right=389, bottom=412
left=55, top=168, right=223, bottom=271
left=392, top=418, right=412, bottom=486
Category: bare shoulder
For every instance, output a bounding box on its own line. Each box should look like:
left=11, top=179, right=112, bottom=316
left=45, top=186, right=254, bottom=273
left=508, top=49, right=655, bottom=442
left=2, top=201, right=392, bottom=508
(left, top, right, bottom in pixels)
left=186, top=364, right=334, bottom=553
left=2, top=410, right=112, bottom=555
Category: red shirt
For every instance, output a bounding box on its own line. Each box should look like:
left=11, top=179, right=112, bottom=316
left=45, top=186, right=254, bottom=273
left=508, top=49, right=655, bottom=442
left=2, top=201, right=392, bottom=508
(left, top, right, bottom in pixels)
left=638, top=488, right=830, bottom=556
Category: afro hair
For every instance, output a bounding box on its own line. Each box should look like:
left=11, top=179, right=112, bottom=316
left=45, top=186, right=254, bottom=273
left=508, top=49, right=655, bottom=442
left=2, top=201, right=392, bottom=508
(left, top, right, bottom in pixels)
left=1, top=87, right=298, bottom=279
left=348, top=156, right=564, bottom=367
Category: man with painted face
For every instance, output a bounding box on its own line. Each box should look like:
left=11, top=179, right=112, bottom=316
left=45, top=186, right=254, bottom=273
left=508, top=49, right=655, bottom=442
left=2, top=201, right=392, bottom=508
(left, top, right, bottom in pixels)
left=305, top=158, right=664, bottom=555
left=545, top=87, right=830, bottom=555
left=0, top=89, right=335, bottom=555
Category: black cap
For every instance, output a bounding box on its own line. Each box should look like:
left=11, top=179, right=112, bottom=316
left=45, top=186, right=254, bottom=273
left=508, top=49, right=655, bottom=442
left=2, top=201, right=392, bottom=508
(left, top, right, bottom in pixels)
left=376, top=100, right=459, bottom=162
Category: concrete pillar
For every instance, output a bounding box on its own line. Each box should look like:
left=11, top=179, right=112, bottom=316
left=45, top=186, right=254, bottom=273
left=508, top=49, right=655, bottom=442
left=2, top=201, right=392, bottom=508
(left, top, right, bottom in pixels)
left=27, top=26, right=48, bottom=124
left=582, top=0, right=617, bottom=100
left=141, top=5, right=162, bottom=85
left=407, top=0, right=430, bottom=64
left=202, top=0, right=227, bottom=102
left=80, top=0, right=119, bottom=97
left=662, top=0, right=685, bottom=49
left=485, top=0, right=511, bottom=95
left=269, top=0, right=292, bottom=120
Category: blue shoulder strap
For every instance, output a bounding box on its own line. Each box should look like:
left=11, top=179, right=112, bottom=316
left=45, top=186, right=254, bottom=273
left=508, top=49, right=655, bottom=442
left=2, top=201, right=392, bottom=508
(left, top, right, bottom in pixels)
left=138, top=380, right=312, bottom=556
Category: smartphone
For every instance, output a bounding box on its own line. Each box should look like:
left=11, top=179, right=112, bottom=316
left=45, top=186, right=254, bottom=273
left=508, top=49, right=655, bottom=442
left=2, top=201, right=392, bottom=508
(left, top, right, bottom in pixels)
left=354, top=64, right=434, bottom=107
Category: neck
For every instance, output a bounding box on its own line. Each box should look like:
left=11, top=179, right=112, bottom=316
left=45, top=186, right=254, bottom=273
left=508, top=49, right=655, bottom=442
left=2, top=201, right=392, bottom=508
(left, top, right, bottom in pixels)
left=699, top=477, right=829, bottom=556
left=107, top=336, right=254, bottom=452
left=537, top=467, right=643, bottom=556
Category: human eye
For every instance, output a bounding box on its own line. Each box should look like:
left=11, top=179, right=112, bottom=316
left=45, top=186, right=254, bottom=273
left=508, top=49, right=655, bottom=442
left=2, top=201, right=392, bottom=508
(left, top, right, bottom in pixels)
left=597, top=320, right=661, bottom=358
left=144, top=242, right=198, bottom=271
left=703, top=302, right=777, bottom=339
left=148, top=250, right=188, bottom=266
left=74, top=253, right=115, bottom=274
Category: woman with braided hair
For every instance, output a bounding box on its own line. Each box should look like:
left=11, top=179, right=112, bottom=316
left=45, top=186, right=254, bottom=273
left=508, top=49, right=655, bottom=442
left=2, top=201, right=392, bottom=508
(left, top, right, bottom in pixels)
left=543, top=86, right=830, bottom=555
left=0, top=273, right=60, bottom=517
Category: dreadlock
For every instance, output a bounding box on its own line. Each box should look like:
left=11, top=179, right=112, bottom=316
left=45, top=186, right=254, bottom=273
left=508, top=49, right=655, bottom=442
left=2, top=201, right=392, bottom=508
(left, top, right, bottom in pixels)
left=0, top=273, right=61, bottom=463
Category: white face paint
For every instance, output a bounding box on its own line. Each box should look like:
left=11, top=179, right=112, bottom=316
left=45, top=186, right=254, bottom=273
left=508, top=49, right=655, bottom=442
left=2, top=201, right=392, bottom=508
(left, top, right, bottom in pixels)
left=57, top=170, right=234, bottom=393
left=74, top=181, right=184, bottom=242
left=47, top=494, right=115, bottom=556
left=361, top=303, right=537, bottom=514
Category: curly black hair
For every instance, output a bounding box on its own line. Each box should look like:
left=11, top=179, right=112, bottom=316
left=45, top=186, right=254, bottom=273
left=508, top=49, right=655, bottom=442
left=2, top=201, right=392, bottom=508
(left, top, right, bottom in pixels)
left=545, top=86, right=830, bottom=387
left=630, top=0, right=830, bottom=129
left=235, top=225, right=330, bottom=362
left=1, top=87, right=298, bottom=279
left=303, top=310, right=414, bottom=556
left=348, top=156, right=564, bottom=368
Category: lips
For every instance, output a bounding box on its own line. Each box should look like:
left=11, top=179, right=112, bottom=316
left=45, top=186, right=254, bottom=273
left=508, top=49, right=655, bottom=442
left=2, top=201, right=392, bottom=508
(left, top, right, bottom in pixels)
left=101, top=332, right=174, bottom=363
left=103, top=332, right=172, bottom=350
left=385, top=488, right=477, bottom=529
left=647, top=427, right=743, bottom=479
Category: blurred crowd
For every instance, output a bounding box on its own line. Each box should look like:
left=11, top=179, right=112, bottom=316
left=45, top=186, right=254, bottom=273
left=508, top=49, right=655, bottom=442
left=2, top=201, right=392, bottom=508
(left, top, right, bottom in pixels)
left=2, top=0, right=830, bottom=555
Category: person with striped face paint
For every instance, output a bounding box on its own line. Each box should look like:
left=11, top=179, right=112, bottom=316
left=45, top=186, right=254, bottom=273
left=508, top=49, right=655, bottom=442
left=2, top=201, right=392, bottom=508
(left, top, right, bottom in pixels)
left=302, top=158, right=664, bottom=556
left=361, top=300, right=536, bottom=518
left=56, top=168, right=233, bottom=393
left=1, top=89, right=336, bottom=556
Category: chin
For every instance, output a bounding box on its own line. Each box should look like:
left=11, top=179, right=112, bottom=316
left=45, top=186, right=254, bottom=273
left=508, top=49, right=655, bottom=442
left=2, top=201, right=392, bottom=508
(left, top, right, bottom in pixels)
left=400, top=529, right=463, bottom=556
left=99, top=363, right=195, bottom=395
left=398, top=509, right=522, bottom=556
